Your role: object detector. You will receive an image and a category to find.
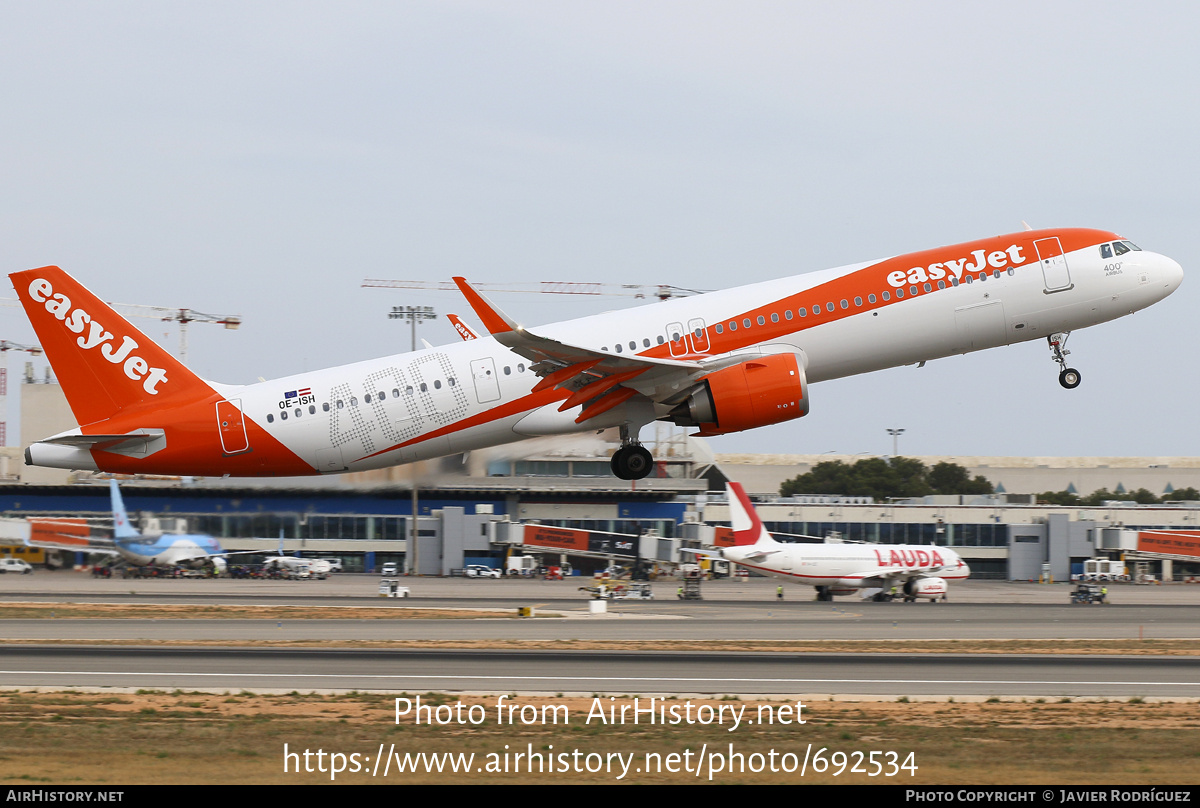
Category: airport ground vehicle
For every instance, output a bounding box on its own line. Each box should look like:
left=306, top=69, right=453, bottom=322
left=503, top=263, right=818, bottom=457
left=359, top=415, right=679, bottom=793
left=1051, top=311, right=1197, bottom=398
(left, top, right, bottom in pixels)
left=1071, top=583, right=1107, bottom=604
left=465, top=564, right=502, bottom=579
left=380, top=562, right=398, bottom=576
left=0, top=558, right=33, bottom=574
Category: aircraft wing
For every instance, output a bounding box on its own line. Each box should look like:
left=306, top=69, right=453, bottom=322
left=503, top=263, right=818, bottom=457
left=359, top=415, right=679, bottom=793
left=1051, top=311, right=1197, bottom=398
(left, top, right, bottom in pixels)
left=453, top=277, right=706, bottom=423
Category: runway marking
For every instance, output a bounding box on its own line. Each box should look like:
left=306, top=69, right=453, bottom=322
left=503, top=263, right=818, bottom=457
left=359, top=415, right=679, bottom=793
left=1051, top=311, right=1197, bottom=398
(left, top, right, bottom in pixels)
left=0, top=670, right=1196, bottom=687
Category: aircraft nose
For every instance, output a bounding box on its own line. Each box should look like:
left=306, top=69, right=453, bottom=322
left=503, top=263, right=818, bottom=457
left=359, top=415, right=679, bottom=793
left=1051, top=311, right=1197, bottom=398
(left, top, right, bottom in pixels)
left=1162, top=255, right=1184, bottom=293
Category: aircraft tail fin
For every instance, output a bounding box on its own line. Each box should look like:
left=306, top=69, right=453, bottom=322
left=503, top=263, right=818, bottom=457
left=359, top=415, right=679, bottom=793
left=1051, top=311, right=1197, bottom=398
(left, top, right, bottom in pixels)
left=447, top=313, right=479, bottom=341
left=726, top=482, right=777, bottom=547
left=109, top=480, right=140, bottom=540
left=10, top=267, right=214, bottom=426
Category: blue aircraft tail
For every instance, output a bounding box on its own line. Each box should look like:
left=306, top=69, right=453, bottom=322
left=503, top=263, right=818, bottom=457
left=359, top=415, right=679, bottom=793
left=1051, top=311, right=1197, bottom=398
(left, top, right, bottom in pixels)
left=109, top=480, right=140, bottom=539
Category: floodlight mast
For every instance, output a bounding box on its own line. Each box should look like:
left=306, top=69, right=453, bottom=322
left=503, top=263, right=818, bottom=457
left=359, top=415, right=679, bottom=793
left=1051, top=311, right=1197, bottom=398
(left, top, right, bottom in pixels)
left=388, top=304, right=437, bottom=576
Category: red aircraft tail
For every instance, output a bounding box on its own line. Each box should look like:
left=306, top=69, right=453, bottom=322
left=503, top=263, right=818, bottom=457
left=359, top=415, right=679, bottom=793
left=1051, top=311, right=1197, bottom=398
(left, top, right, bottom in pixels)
left=11, top=266, right=213, bottom=426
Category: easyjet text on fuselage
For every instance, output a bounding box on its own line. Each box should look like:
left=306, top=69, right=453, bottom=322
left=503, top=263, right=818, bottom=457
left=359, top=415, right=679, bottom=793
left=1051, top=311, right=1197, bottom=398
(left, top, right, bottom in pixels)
left=886, top=244, right=1027, bottom=288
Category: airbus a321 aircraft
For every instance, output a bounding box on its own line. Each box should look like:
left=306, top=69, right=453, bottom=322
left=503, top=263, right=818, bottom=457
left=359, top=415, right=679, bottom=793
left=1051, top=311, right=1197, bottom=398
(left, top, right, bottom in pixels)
left=700, top=482, right=970, bottom=602
left=12, top=228, right=1182, bottom=480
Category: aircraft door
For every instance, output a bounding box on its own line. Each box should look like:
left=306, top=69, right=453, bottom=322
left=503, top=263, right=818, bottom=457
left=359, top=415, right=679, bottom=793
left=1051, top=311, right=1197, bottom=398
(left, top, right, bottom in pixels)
left=1034, top=237, right=1073, bottom=293
left=470, top=358, right=501, bottom=403
left=216, top=399, right=250, bottom=455
left=687, top=318, right=709, bottom=353
left=666, top=322, right=687, bottom=357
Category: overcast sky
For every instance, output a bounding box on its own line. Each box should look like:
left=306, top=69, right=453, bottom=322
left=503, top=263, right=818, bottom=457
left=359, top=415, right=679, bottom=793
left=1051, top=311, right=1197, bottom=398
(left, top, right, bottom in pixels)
left=1, top=1, right=1196, bottom=459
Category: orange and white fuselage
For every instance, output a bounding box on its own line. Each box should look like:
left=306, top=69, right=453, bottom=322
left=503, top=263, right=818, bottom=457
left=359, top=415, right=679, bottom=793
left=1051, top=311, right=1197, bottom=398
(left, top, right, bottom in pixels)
left=13, top=227, right=1183, bottom=477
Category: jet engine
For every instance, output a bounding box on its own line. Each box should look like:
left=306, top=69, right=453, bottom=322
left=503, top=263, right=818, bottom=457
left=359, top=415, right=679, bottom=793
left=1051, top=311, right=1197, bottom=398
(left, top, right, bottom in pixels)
left=904, top=577, right=947, bottom=600
left=667, top=352, right=809, bottom=436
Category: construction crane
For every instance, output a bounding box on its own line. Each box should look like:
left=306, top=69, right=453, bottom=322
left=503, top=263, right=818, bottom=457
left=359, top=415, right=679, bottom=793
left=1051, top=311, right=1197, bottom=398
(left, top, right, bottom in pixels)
left=106, top=304, right=241, bottom=362
left=0, top=299, right=240, bottom=362
left=0, top=340, right=42, bottom=356
left=361, top=279, right=707, bottom=301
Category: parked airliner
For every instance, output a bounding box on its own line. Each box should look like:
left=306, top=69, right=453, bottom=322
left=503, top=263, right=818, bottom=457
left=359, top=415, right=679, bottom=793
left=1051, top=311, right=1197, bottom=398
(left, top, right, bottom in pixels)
left=12, top=228, right=1182, bottom=480
left=696, top=482, right=970, bottom=601
left=29, top=480, right=235, bottom=571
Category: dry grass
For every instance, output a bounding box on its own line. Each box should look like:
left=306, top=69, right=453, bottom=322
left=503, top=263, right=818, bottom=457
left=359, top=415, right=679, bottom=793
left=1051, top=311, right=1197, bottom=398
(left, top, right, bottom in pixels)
left=3, top=602, right=1198, bottom=656
left=5, top=635, right=1200, bottom=657
left=0, top=690, right=1195, bottom=784
left=0, top=602, right=516, bottom=620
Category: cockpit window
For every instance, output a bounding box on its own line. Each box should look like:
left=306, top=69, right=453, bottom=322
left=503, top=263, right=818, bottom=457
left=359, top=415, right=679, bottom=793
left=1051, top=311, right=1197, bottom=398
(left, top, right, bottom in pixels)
left=1113, top=242, right=1131, bottom=256
left=1100, top=244, right=1113, bottom=259
left=1122, top=240, right=1141, bottom=251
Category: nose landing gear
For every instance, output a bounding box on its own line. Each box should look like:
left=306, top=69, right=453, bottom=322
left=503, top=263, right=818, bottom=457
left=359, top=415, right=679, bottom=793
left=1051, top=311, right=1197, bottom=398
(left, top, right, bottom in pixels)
left=1048, top=332, right=1081, bottom=389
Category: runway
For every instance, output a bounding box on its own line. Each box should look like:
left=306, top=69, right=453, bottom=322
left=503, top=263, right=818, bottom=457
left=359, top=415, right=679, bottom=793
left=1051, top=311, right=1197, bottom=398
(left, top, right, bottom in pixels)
left=1, top=645, right=1198, bottom=698
left=2, top=572, right=1197, bottom=697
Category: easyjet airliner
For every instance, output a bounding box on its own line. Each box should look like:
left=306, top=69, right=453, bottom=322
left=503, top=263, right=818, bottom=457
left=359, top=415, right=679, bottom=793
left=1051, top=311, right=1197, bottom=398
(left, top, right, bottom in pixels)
left=11, top=228, right=1182, bottom=480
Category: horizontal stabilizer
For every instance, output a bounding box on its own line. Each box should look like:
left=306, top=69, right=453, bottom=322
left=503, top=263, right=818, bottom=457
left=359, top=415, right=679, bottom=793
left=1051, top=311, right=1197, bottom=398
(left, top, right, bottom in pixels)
left=679, top=547, right=723, bottom=559
left=43, top=430, right=163, bottom=447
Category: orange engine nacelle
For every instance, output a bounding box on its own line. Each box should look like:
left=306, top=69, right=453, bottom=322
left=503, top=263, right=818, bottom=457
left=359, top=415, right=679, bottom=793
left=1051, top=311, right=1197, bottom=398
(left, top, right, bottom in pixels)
left=668, top=352, right=809, bottom=436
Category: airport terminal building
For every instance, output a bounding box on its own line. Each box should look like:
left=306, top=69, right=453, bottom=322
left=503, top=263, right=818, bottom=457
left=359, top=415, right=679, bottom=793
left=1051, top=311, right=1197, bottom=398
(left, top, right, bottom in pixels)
left=3, top=378, right=1199, bottom=582
left=2, top=453, right=1197, bottom=582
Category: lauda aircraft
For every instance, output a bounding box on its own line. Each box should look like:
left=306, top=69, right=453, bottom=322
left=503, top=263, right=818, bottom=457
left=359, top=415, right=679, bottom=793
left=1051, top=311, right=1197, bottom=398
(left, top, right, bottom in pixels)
left=700, top=482, right=970, bottom=601
left=11, top=228, right=1183, bottom=480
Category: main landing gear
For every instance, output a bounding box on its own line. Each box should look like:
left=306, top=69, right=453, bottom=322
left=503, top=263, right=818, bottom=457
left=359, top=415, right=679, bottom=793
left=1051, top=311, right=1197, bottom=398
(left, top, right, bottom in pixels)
left=1048, top=332, right=1081, bottom=389
left=610, top=424, right=654, bottom=480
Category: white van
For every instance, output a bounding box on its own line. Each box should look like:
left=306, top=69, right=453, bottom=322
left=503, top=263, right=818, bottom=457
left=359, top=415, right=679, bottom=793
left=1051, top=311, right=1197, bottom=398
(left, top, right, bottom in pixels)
left=0, top=559, right=33, bottom=574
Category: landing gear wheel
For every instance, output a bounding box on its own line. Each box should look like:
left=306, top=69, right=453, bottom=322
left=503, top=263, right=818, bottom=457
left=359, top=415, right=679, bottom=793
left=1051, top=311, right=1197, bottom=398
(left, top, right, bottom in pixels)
left=610, top=444, right=654, bottom=480
left=1058, top=368, right=1081, bottom=389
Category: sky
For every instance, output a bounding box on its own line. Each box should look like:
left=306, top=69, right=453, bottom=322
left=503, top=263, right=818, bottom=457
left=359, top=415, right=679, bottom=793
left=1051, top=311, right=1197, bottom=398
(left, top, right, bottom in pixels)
left=0, top=1, right=1196, bottom=459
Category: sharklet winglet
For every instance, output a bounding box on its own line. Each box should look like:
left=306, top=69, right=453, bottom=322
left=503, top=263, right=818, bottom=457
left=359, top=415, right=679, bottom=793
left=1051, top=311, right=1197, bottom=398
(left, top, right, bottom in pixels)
left=452, top=277, right=520, bottom=335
